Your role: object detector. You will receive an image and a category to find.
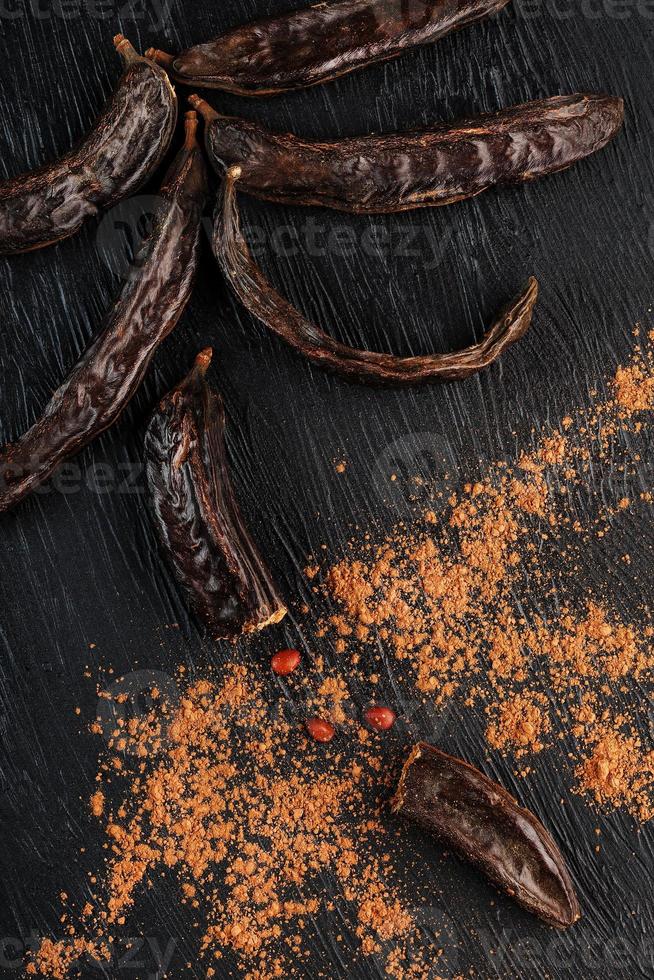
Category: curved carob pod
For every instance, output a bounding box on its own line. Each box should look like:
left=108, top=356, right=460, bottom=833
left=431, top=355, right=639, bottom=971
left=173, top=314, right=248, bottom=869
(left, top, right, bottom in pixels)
left=192, top=93, right=624, bottom=215
left=0, top=113, right=208, bottom=514
left=147, top=0, right=512, bottom=96
left=212, top=167, right=538, bottom=387
left=0, top=36, right=178, bottom=256
left=144, top=350, right=288, bottom=641
left=392, top=743, right=581, bottom=929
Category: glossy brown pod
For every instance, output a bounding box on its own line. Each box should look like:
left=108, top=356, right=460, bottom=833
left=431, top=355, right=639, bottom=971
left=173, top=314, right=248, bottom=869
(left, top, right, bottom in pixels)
left=193, top=92, right=624, bottom=215
left=0, top=114, right=208, bottom=514
left=212, top=167, right=538, bottom=386
left=0, top=36, right=177, bottom=256
left=392, top=743, right=581, bottom=929
left=147, top=0, right=512, bottom=96
left=144, top=350, right=288, bottom=641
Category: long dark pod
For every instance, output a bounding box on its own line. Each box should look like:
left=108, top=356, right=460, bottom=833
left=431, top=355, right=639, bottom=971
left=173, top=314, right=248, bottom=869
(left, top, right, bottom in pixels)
left=147, top=0, right=512, bottom=96
left=212, top=167, right=538, bottom=387
left=0, top=36, right=178, bottom=255
left=392, top=743, right=581, bottom=929
left=144, top=350, right=288, bottom=640
left=193, top=93, right=624, bottom=215
left=0, top=113, right=208, bottom=513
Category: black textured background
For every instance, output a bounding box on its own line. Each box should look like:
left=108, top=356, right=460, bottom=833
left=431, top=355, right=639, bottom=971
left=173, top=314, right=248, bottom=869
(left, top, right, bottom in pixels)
left=0, top=1, right=653, bottom=978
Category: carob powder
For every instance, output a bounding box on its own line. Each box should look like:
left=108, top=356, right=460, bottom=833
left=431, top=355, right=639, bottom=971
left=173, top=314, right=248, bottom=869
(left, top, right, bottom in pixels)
left=28, top=328, right=654, bottom=977
left=316, top=329, right=654, bottom=822
left=29, top=667, right=436, bottom=979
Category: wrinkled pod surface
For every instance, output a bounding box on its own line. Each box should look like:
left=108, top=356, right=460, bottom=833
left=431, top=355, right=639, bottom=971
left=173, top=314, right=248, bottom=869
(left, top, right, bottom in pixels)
left=0, top=35, right=177, bottom=255
left=0, top=113, right=207, bottom=513
left=192, top=93, right=624, bottom=214
left=148, top=0, right=512, bottom=96
left=212, top=166, right=539, bottom=386
left=144, top=349, right=288, bottom=640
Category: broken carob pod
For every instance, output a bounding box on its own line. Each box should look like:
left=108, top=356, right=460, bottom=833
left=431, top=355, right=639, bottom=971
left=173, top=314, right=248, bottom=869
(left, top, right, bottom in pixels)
left=212, top=167, right=538, bottom=386
left=192, top=93, right=624, bottom=215
left=144, top=350, right=288, bottom=640
left=146, top=0, right=512, bottom=96
left=0, top=113, right=207, bottom=513
left=391, top=743, right=581, bottom=928
left=0, top=36, right=177, bottom=256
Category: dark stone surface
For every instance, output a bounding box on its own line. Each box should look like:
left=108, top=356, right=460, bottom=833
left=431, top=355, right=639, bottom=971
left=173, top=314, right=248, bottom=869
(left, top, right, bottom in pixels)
left=0, top=2, right=652, bottom=977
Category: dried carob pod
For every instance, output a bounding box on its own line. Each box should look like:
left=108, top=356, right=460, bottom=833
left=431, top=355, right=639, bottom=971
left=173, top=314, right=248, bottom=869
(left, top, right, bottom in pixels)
left=212, top=166, right=538, bottom=386
left=147, top=0, right=512, bottom=96
left=192, top=93, right=624, bottom=215
left=0, top=36, right=177, bottom=256
left=392, top=743, right=581, bottom=929
left=0, top=113, right=207, bottom=513
left=144, top=350, right=288, bottom=640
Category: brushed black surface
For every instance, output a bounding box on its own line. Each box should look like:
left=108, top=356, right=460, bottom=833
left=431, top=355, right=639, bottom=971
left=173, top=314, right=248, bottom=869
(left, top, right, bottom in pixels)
left=0, top=2, right=652, bottom=978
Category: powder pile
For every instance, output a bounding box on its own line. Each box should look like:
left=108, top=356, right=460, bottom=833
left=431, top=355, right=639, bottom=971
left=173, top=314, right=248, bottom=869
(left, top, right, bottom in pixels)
left=316, top=329, right=654, bottom=821
left=30, top=666, right=431, bottom=979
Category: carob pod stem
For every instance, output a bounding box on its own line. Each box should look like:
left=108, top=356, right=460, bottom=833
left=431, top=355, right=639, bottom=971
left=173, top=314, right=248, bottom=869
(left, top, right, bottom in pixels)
left=0, top=113, right=207, bottom=513
left=144, top=350, right=288, bottom=641
left=147, top=0, right=513, bottom=96
left=0, top=36, right=177, bottom=255
left=212, top=166, right=538, bottom=386
left=391, top=743, right=581, bottom=928
left=191, top=93, right=624, bottom=215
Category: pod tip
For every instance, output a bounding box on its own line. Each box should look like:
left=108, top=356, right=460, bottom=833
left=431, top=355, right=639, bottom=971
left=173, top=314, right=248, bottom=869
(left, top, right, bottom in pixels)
left=114, top=34, right=139, bottom=64
left=187, top=94, right=217, bottom=123
left=195, top=348, right=213, bottom=376
left=184, top=111, right=199, bottom=146
left=227, top=165, right=243, bottom=182
left=146, top=47, right=176, bottom=70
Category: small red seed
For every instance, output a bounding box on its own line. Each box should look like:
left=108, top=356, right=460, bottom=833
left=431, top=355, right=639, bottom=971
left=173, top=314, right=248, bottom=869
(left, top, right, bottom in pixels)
left=271, top=649, right=301, bottom=676
left=305, top=718, right=335, bottom=743
left=364, top=707, right=397, bottom=731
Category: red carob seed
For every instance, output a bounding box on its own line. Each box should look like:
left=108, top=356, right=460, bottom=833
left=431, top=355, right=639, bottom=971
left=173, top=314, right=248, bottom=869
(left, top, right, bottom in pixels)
left=365, top=707, right=397, bottom=731
left=271, top=648, right=301, bottom=676
left=305, top=718, right=335, bottom=743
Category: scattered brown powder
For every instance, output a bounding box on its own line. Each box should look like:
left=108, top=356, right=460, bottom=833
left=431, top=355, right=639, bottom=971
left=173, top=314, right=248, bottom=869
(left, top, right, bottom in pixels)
left=576, top=726, right=654, bottom=822
left=31, top=666, right=426, bottom=979
left=27, top=939, right=109, bottom=979
left=485, top=691, right=551, bottom=757
left=615, top=362, right=654, bottom=413
left=317, top=328, right=654, bottom=822
left=89, top=790, right=104, bottom=818
left=538, top=432, right=568, bottom=465
left=29, top=327, right=654, bottom=979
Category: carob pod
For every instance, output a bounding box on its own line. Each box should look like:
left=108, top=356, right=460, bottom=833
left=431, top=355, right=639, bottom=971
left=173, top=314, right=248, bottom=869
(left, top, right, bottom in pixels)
left=192, top=93, right=624, bottom=215
left=147, top=0, right=512, bottom=96
left=144, top=350, right=288, bottom=640
left=0, top=36, right=177, bottom=255
left=0, top=113, right=207, bottom=513
left=212, top=166, right=538, bottom=386
left=391, top=743, right=581, bottom=928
